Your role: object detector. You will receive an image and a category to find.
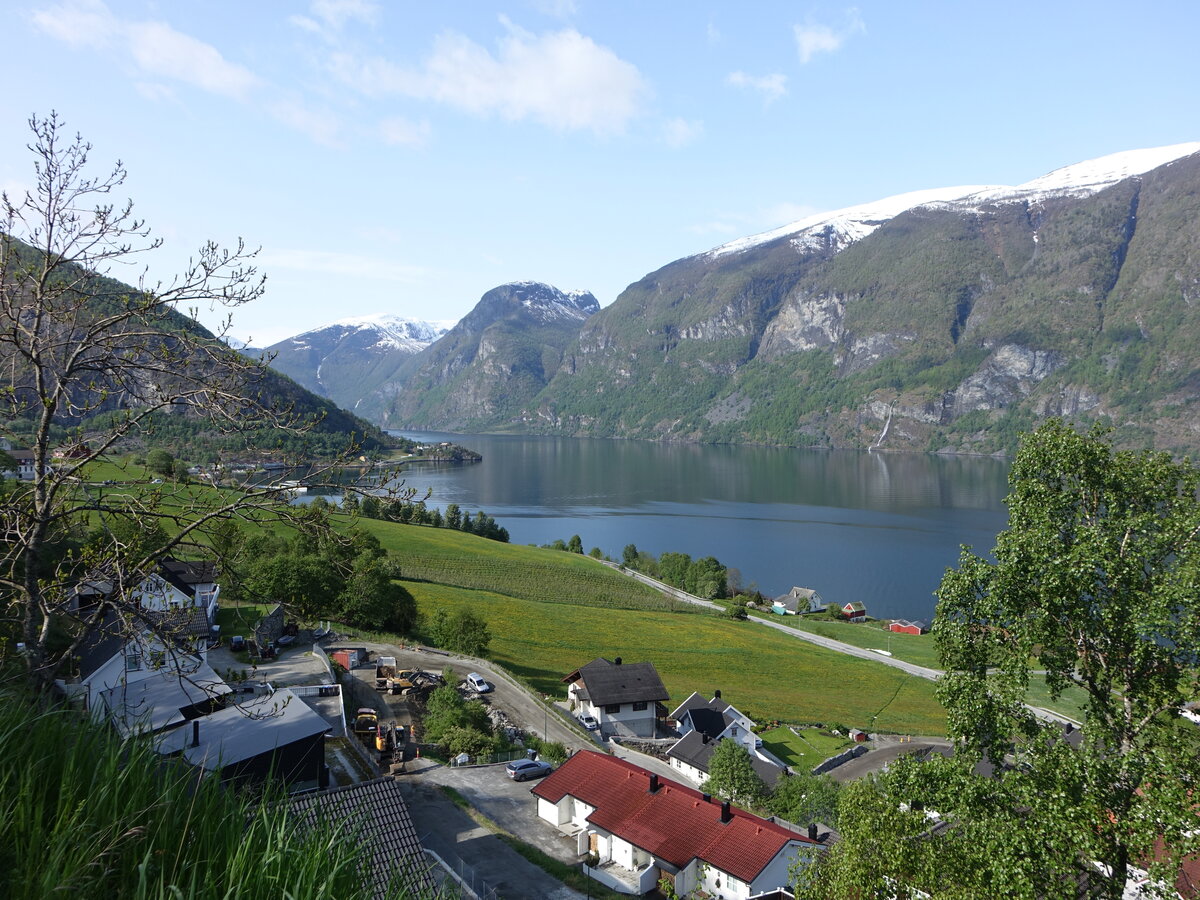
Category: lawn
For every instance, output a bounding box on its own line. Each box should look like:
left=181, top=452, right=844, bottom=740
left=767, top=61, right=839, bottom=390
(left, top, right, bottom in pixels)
left=759, top=726, right=853, bottom=771
left=402, top=580, right=948, bottom=736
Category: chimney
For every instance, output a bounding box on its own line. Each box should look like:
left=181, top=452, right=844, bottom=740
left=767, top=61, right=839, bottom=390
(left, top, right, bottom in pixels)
left=649, top=774, right=660, bottom=793
left=191, top=720, right=200, bottom=748
left=702, top=733, right=709, bottom=744
left=714, top=689, right=721, bottom=700
left=720, top=800, right=732, bottom=824
left=702, top=793, right=712, bottom=803
left=614, top=657, right=622, bottom=665
left=807, top=823, right=818, bottom=840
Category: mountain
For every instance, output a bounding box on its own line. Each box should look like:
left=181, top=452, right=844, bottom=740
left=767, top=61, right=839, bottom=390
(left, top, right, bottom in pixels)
left=502, top=142, right=1200, bottom=454
left=381, top=282, right=599, bottom=430
left=265, top=315, right=450, bottom=419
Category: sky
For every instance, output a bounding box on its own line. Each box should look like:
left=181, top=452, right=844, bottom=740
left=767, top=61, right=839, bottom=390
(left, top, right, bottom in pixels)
left=2, top=1, right=1198, bottom=347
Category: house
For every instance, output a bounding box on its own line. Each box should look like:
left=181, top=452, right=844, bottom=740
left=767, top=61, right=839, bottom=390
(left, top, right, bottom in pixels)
left=154, top=686, right=331, bottom=789
left=532, top=750, right=824, bottom=897
left=3, top=448, right=45, bottom=480
left=771, top=587, right=824, bottom=615
left=563, top=658, right=670, bottom=738
left=288, top=777, right=437, bottom=898
left=135, top=558, right=221, bottom=626
left=841, top=601, right=867, bottom=622
left=888, top=619, right=928, bottom=635
left=667, top=691, right=785, bottom=787
left=95, top=660, right=232, bottom=735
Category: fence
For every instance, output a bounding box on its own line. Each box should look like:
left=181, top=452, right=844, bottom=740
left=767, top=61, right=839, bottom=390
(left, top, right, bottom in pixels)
left=448, top=748, right=529, bottom=767
left=424, top=847, right=499, bottom=899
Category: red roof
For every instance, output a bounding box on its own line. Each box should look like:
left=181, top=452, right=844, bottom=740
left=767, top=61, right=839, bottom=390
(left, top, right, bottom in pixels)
left=532, top=750, right=815, bottom=883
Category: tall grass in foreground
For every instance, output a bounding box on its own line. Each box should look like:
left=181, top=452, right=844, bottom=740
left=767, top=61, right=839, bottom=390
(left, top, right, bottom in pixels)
left=0, top=692, right=421, bottom=900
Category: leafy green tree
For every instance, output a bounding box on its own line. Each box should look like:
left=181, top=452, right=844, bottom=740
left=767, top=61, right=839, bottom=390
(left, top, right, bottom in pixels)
left=687, top=555, right=727, bottom=599
left=932, top=421, right=1200, bottom=896
left=428, top=608, right=491, bottom=656
left=444, top=503, right=461, bottom=529
left=145, top=448, right=174, bottom=477
left=766, top=771, right=840, bottom=828
left=658, top=551, right=691, bottom=587
left=824, top=421, right=1200, bottom=898
left=339, top=556, right=416, bottom=633
left=566, top=534, right=583, bottom=554
left=700, top=739, right=768, bottom=809
left=441, top=725, right=495, bottom=759
left=621, top=543, right=639, bottom=567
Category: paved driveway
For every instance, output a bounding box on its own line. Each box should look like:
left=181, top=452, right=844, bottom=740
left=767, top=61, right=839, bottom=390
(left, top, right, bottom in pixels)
left=417, top=761, right=581, bottom=865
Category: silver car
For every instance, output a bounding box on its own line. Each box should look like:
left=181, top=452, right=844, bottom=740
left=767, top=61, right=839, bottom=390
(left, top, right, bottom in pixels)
left=506, top=758, right=553, bottom=781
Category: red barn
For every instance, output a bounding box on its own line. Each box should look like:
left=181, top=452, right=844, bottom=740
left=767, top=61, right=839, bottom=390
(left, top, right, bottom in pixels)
left=888, top=620, right=928, bottom=635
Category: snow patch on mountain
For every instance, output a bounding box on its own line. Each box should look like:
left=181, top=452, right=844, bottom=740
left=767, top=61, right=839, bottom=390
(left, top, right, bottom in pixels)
left=317, top=313, right=453, bottom=352
left=708, top=142, right=1200, bottom=261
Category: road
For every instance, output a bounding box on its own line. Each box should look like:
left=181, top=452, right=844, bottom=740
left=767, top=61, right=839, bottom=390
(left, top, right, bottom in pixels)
left=604, top=562, right=1079, bottom=726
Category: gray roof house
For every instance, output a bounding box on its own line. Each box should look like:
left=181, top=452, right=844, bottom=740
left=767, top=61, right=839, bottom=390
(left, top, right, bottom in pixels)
left=563, top=657, right=670, bottom=739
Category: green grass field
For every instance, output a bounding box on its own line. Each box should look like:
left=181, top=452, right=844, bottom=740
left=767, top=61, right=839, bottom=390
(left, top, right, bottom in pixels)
left=755, top=612, right=943, bottom=669
left=361, top=519, right=678, bottom=611
left=402, top=580, right=948, bottom=735
left=760, top=726, right=853, bottom=770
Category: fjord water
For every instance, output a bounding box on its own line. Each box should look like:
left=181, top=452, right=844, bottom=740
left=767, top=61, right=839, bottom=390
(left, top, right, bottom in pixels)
left=394, top=431, right=1011, bottom=623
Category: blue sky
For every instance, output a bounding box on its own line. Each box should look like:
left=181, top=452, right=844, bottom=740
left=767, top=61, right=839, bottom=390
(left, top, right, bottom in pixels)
left=2, top=0, right=1197, bottom=346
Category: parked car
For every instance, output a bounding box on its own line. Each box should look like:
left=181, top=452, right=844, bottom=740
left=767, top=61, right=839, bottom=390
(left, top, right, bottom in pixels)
left=579, top=714, right=599, bottom=730
left=506, top=758, right=553, bottom=781
left=466, top=672, right=493, bottom=693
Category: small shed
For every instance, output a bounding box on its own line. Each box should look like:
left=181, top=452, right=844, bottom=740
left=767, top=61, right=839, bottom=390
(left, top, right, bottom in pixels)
left=841, top=601, right=867, bottom=622
left=849, top=728, right=869, bottom=743
left=888, top=619, right=928, bottom=635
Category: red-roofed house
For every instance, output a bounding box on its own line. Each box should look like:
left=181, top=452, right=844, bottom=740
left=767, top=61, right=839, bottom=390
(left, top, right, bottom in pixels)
left=531, top=750, right=822, bottom=897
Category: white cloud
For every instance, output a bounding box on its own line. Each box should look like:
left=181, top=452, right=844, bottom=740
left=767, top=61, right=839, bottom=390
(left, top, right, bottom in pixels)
left=727, top=71, right=788, bottom=105
left=794, top=8, right=865, bottom=64
left=32, top=0, right=258, bottom=99
left=125, top=21, right=258, bottom=99
left=271, top=100, right=345, bottom=147
left=330, top=18, right=647, bottom=135
left=380, top=116, right=432, bottom=147
left=310, top=0, right=380, bottom=29
left=761, top=201, right=821, bottom=227
left=662, top=117, right=703, bottom=148
left=30, top=0, right=115, bottom=46
left=258, top=249, right=428, bottom=283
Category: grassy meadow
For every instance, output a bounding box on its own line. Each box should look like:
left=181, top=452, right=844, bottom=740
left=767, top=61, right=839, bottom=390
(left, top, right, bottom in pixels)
left=401, top=580, right=948, bottom=735
left=760, top=726, right=854, bottom=770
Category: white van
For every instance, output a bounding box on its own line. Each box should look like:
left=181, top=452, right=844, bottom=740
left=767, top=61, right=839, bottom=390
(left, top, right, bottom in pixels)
left=466, top=672, right=493, bottom=693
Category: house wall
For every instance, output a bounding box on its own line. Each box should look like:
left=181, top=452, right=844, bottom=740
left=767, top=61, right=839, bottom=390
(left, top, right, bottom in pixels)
left=222, top=730, right=326, bottom=789
left=134, top=575, right=193, bottom=611
left=699, top=863, right=751, bottom=900
left=669, top=755, right=707, bottom=785
left=750, top=841, right=813, bottom=897
left=537, top=797, right=567, bottom=827
left=595, top=703, right=657, bottom=738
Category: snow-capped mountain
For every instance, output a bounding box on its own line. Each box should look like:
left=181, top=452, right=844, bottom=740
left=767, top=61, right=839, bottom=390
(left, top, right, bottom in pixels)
left=265, top=314, right=452, bottom=415
left=709, top=142, right=1200, bottom=260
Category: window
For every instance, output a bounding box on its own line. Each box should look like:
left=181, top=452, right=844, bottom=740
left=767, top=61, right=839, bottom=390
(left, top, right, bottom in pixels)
left=604, top=703, right=621, bottom=714
left=125, top=648, right=142, bottom=671
left=632, top=701, right=648, bottom=711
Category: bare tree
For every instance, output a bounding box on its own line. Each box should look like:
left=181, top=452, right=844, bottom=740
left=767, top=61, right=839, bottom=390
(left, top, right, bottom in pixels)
left=0, top=112, right=346, bottom=698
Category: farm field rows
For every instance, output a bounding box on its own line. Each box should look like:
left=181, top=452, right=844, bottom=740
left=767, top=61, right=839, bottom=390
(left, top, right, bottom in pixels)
left=362, top=520, right=675, bottom=611
left=401, top=580, right=948, bottom=736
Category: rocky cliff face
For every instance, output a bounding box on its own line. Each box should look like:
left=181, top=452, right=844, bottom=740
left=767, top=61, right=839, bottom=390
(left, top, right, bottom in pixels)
left=382, top=282, right=599, bottom=430
left=519, top=144, right=1200, bottom=453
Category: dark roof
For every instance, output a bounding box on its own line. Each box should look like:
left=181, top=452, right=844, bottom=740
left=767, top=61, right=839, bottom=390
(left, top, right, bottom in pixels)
left=563, top=658, right=669, bottom=706
left=289, top=778, right=435, bottom=899
left=145, top=606, right=212, bottom=639
left=688, top=707, right=730, bottom=741
left=75, top=608, right=128, bottom=680
left=161, top=558, right=217, bottom=587
left=666, top=732, right=785, bottom=787
left=532, top=751, right=813, bottom=883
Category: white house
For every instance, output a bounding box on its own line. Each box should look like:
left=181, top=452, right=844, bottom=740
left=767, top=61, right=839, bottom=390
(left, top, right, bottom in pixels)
left=135, top=559, right=220, bottom=624
left=666, top=691, right=786, bottom=787
left=563, top=658, right=669, bottom=739
left=532, top=751, right=824, bottom=897
left=771, top=586, right=825, bottom=615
